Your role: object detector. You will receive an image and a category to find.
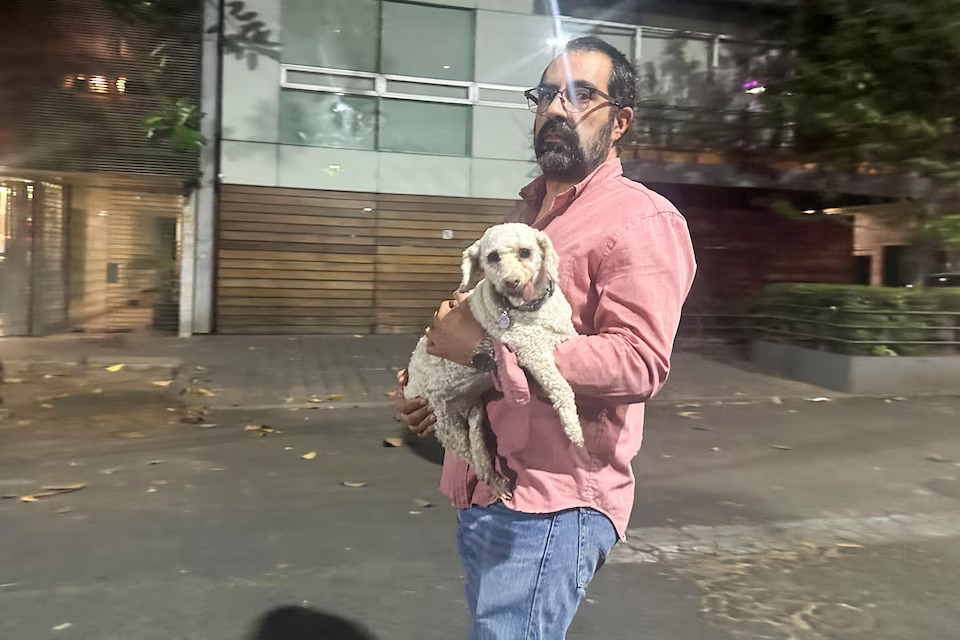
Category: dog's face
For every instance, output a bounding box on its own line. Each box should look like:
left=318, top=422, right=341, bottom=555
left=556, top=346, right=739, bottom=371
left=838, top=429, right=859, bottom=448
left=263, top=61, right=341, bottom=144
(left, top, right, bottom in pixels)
left=459, top=223, right=560, bottom=303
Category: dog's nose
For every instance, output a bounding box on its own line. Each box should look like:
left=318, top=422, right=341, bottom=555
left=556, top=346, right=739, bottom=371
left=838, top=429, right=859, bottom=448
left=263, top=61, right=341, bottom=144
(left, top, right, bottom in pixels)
left=505, top=279, right=521, bottom=289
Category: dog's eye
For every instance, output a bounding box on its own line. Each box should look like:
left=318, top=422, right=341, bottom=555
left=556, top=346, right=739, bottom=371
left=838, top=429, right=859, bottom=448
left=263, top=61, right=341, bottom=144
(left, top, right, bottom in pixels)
left=518, top=248, right=532, bottom=259
left=486, top=251, right=500, bottom=264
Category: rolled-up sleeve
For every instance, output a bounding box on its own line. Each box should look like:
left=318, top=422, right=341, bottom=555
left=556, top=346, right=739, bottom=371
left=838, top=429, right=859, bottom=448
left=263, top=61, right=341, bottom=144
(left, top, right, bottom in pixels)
left=553, top=211, right=696, bottom=403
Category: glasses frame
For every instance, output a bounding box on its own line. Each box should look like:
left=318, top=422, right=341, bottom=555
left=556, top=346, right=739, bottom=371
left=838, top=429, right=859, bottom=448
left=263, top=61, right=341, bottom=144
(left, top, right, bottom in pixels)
left=524, top=85, right=623, bottom=114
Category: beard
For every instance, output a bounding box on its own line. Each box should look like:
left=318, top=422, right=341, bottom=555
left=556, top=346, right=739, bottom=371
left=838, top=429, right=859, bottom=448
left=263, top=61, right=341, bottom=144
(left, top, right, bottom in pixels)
left=534, top=115, right=615, bottom=181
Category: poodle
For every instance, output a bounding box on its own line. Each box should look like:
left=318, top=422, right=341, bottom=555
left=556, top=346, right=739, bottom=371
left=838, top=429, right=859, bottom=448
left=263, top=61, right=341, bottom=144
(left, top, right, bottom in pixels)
left=405, top=223, right=581, bottom=497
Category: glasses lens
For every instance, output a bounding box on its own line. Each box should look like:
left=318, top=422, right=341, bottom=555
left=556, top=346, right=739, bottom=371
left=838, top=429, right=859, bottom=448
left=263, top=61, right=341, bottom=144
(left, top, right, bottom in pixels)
left=566, top=87, right=593, bottom=112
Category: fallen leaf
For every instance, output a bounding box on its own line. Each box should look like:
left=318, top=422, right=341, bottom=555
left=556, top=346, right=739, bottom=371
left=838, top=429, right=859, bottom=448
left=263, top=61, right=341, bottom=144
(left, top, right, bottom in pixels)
left=302, top=452, right=318, bottom=460
left=804, top=396, right=831, bottom=402
left=414, top=499, right=432, bottom=509
left=198, top=423, right=218, bottom=429
left=409, top=510, right=422, bottom=515
left=836, top=542, right=864, bottom=549
left=710, top=447, right=720, bottom=452
left=52, top=623, right=72, bottom=632
left=147, top=487, right=158, bottom=493
left=284, top=396, right=294, bottom=403
left=41, top=482, right=87, bottom=493
left=385, top=390, right=398, bottom=398
left=677, top=411, right=701, bottom=419
left=105, top=364, right=125, bottom=372
left=383, top=437, right=404, bottom=448
left=19, top=496, right=38, bottom=503
left=147, top=460, right=165, bottom=466
left=99, top=468, right=120, bottom=475
left=341, top=481, right=367, bottom=488
left=325, top=393, right=345, bottom=401
left=5, top=378, right=24, bottom=384
left=118, top=432, right=146, bottom=439
left=92, top=388, right=103, bottom=394
left=691, top=425, right=713, bottom=431
left=196, top=388, right=217, bottom=398
left=925, top=454, right=952, bottom=463
left=40, top=403, right=54, bottom=409
left=152, top=380, right=174, bottom=388
left=284, top=447, right=293, bottom=451
left=248, top=346, right=258, bottom=350
left=769, top=444, right=792, bottom=451
left=675, top=402, right=702, bottom=408
left=151, top=480, right=168, bottom=486
left=0, top=582, right=19, bottom=588
left=353, top=334, right=364, bottom=338
left=2, top=494, right=18, bottom=500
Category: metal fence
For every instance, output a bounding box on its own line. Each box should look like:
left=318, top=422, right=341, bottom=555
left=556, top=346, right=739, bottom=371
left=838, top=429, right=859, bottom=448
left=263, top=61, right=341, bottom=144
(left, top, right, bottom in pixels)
left=678, top=305, right=960, bottom=356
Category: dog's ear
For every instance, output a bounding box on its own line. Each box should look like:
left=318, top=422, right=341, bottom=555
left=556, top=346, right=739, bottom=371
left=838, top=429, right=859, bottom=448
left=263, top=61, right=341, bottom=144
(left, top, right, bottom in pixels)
left=536, top=230, right=560, bottom=280
left=459, top=239, right=483, bottom=292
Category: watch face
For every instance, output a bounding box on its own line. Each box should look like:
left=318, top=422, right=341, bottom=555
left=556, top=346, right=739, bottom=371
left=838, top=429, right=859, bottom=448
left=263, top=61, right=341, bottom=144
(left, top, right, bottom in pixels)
left=473, top=353, right=496, bottom=372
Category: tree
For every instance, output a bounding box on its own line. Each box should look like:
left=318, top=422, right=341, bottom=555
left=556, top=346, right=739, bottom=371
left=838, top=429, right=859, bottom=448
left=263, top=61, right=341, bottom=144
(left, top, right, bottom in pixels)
left=768, top=0, right=960, bottom=283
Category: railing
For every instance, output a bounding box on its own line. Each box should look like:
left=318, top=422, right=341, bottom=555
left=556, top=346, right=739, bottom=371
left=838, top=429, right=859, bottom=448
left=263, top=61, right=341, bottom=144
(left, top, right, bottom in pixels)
left=678, top=307, right=960, bottom=356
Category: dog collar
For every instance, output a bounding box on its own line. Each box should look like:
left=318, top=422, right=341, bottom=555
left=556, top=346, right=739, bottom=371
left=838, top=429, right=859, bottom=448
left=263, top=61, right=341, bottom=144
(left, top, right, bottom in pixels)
left=493, top=279, right=556, bottom=329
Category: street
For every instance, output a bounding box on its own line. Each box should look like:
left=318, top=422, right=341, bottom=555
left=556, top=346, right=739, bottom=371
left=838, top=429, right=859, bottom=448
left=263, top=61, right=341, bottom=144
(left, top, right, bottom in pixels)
left=2, top=359, right=959, bottom=639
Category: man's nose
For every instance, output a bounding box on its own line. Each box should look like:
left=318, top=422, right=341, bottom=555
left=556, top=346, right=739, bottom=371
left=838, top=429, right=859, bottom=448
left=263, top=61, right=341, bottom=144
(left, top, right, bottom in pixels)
left=543, top=91, right=567, bottom=119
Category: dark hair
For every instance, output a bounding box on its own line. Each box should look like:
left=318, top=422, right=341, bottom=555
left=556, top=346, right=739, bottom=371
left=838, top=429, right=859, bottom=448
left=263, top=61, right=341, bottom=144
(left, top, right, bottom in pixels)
left=561, top=36, right=638, bottom=110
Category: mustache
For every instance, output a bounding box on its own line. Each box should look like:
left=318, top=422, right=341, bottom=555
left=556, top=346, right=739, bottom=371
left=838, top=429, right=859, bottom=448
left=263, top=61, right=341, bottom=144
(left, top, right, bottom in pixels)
left=536, top=118, right=579, bottom=147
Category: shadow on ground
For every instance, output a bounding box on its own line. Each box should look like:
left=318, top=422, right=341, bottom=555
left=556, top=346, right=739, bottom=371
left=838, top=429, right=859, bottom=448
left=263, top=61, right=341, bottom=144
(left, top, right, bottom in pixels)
left=250, top=606, right=378, bottom=640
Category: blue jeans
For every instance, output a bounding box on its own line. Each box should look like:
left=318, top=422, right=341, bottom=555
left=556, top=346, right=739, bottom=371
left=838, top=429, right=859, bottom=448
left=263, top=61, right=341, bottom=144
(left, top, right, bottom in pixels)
left=456, top=502, right=618, bottom=640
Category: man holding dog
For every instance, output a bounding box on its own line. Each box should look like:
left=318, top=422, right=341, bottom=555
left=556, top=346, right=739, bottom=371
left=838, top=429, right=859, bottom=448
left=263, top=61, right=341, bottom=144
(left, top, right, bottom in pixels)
left=395, top=37, right=696, bottom=639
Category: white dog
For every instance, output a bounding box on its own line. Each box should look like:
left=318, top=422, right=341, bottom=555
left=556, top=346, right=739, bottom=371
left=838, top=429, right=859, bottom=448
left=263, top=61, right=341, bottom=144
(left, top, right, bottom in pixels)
left=405, top=223, right=581, bottom=497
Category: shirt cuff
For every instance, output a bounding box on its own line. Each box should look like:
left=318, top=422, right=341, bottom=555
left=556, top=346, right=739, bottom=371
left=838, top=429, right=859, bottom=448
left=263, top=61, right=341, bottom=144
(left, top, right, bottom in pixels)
left=492, top=340, right=530, bottom=406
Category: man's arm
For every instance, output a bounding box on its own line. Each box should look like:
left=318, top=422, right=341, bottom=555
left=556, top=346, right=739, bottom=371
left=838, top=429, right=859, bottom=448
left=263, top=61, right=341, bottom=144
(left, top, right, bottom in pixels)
left=554, top=210, right=695, bottom=403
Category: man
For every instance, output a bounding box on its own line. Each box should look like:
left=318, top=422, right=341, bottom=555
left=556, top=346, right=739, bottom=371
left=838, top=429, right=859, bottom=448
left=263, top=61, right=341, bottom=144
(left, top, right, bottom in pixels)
left=395, top=37, right=696, bottom=638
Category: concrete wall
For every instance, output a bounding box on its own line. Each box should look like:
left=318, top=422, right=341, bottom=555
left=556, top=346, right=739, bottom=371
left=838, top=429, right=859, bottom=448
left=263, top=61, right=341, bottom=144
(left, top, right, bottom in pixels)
left=752, top=340, right=960, bottom=395
left=218, top=0, right=740, bottom=200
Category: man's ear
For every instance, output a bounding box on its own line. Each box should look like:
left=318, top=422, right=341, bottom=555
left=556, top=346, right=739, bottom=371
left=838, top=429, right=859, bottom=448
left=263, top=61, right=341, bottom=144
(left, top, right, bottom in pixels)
left=612, top=106, right=634, bottom=142
left=536, top=231, right=560, bottom=281
left=459, top=239, right=483, bottom=292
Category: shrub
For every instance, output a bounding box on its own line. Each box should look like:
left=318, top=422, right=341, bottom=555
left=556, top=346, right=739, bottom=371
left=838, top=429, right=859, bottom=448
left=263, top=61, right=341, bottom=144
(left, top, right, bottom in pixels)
left=754, top=284, right=960, bottom=356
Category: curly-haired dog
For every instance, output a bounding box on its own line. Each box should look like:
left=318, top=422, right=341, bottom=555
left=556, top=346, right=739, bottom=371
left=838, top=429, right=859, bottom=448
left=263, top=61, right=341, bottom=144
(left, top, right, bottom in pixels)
left=405, top=223, right=581, bottom=497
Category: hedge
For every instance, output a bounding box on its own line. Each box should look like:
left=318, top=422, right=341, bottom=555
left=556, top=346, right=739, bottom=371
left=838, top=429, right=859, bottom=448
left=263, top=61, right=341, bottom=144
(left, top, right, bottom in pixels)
left=754, top=283, right=960, bottom=356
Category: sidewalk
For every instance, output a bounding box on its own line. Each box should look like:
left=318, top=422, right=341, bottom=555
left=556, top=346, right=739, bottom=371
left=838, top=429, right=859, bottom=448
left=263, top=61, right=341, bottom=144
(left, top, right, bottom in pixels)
left=1, top=333, right=839, bottom=409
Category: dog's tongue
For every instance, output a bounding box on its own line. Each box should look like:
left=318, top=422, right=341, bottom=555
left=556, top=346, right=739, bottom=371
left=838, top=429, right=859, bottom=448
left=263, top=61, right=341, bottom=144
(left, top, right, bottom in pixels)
left=521, top=281, right=536, bottom=302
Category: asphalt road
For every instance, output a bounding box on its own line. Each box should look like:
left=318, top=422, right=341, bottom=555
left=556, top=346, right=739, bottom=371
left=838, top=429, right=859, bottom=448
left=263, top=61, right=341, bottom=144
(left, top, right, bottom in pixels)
left=2, top=392, right=959, bottom=640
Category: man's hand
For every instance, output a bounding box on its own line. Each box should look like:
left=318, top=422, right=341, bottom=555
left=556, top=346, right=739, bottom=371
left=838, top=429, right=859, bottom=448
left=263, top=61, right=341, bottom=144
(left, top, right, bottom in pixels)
left=393, top=369, right=436, bottom=437
left=425, top=292, right=485, bottom=366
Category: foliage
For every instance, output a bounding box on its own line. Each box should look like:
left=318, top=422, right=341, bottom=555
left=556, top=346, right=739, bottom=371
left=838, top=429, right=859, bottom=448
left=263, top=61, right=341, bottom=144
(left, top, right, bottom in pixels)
left=755, top=283, right=960, bottom=356
left=766, top=0, right=960, bottom=276
left=144, top=99, right=207, bottom=150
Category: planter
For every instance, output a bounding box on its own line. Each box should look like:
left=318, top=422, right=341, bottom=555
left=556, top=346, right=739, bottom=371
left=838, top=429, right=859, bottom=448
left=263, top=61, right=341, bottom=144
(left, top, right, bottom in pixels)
left=751, top=339, right=960, bottom=395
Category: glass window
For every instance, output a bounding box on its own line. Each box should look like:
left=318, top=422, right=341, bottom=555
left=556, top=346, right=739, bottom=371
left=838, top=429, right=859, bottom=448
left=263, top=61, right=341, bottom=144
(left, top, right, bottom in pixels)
left=639, top=34, right=713, bottom=107
left=560, top=23, right=636, bottom=64
left=378, top=99, right=470, bottom=156
left=380, top=2, right=474, bottom=81
left=281, top=0, right=379, bottom=71
left=279, top=90, right=378, bottom=150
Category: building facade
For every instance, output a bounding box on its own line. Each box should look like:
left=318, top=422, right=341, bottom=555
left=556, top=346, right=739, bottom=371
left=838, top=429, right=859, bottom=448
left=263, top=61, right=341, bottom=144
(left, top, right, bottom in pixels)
left=0, top=0, right=202, bottom=337
left=202, top=0, right=857, bottom=336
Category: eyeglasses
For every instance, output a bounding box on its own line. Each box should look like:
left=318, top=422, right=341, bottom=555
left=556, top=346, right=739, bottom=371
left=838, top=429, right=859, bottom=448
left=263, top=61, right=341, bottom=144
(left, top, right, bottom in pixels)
left=524, top=85, right=622, bottom=114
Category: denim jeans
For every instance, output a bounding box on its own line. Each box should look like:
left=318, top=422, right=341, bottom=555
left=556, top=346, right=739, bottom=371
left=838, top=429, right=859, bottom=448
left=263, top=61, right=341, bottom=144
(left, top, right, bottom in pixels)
left=456, top=502, right=618, bottom=640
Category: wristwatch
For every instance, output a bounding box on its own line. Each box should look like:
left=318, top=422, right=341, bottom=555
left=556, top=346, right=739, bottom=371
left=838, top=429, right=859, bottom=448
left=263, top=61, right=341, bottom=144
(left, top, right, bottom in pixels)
left=471, top=334, right=497, bottom=372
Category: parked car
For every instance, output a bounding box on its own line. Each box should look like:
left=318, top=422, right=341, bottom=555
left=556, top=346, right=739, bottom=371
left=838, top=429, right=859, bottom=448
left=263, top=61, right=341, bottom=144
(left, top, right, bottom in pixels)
left=926, top=272, right=960, bottom=287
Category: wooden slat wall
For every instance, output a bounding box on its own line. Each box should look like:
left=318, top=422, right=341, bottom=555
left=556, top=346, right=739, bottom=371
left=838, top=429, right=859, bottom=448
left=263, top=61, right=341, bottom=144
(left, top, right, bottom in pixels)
left=216, top=185, right=515, bottom=335
left=374, top=194, right=512, bottom=334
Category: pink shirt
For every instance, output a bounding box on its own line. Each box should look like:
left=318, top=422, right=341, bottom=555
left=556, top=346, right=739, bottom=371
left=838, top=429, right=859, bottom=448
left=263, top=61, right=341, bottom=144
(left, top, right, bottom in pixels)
left=439, top=159, right=696, bottom=539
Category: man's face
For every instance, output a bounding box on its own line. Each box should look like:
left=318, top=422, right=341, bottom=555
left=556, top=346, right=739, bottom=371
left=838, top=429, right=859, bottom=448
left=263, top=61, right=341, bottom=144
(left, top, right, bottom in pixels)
left=533, top=51, right=619, bottom=181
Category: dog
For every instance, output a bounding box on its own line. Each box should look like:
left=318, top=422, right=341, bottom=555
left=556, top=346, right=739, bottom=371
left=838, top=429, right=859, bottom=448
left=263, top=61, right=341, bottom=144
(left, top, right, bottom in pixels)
left=405, top=223, right=581, bottom=498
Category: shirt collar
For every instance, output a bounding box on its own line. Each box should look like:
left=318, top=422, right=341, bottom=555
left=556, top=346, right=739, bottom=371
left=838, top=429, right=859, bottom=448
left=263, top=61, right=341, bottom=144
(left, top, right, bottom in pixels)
left=519, top=158, right=624, bottom=209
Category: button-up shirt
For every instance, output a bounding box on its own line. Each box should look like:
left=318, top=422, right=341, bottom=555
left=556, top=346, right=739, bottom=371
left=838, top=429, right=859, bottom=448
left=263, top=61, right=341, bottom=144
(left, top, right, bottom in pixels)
left=439, top=159, right=696, bottom=539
